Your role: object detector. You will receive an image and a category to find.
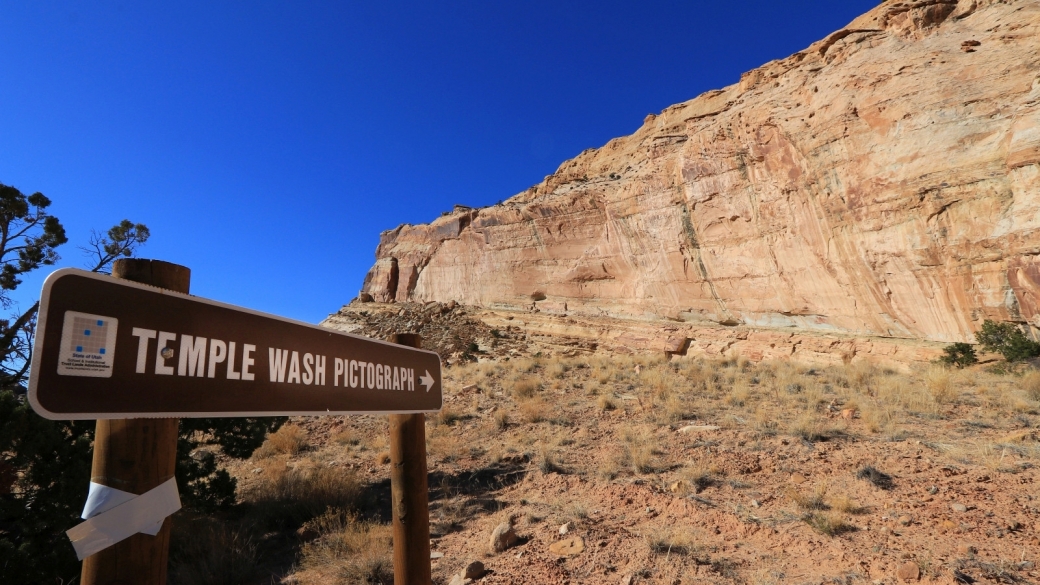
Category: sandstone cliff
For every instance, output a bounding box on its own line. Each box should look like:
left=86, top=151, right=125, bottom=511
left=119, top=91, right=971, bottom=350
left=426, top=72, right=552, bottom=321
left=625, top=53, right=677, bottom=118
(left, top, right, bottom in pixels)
left=361, top=0, right=1040, bottom=345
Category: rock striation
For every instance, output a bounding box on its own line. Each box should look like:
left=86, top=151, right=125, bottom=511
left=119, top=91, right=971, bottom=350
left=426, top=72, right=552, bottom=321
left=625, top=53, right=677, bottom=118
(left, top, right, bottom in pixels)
left=361, top=0, right=1040, bottom=345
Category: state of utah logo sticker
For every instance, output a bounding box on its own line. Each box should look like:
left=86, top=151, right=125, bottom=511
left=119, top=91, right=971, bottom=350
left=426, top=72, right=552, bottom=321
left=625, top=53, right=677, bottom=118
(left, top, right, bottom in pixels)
left=57, top=311, right=118, bottom=377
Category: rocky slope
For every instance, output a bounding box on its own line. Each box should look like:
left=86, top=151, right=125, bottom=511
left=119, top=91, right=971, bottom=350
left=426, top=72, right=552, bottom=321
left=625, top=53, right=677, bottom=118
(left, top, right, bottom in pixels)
left=361, top=0, right=1040, bottom=345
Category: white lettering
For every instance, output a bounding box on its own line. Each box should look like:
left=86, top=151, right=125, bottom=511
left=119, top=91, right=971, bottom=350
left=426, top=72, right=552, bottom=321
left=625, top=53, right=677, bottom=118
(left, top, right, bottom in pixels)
left=269, top=348, right=289, bottom=383
left=154, top=331, right=177, bottom=375
left=314, top=355, right=326, bottom=386
left=287, top=351, right=301, bottom=384
left=241, top=344, right=255, bottom=381
left=177, top=335, right=207, bottom=377
left=393, top=366, right=401, bottom=390
left=406, top=368, right=414, bottom=391
left=302, top=353, right=314, bottom=385
left=349, top=360, right=358, bottom=388
left=207, top=340, right=227, bottom=378
left=226, top=342, right=241, bottom=380
left=334, top=357, right=344, bottom=387
left=132, top=328, right=157, bottom=374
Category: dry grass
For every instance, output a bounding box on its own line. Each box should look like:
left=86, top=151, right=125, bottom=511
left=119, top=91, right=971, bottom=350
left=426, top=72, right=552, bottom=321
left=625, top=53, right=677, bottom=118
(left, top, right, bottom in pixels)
left=296, top=509, right=393, bottom=585
left=242, top=460, right=363, bottom=528
left=925, top=365, right=955, bottom=405
left=645, top=527, right=703, bottom=557
left=1022, top=370, right=1040, bottom=402
left=254, top=424, right=308, bottom=459
left=802, top=511, right=856, bottom=536
left=169, top=515, right=262, bottom=585
left=787, top=483, right=829, bottom=511
left=509, top=375, right=540, bottom=399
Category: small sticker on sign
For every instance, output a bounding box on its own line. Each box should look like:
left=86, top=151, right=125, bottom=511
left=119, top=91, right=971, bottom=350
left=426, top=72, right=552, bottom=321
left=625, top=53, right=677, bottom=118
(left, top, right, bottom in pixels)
left=57, top=311, right=118, bottom=378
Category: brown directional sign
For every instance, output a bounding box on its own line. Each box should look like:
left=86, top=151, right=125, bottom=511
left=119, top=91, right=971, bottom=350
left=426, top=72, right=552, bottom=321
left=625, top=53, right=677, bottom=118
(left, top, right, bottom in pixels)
left=27, top=269, right=442, bottom=419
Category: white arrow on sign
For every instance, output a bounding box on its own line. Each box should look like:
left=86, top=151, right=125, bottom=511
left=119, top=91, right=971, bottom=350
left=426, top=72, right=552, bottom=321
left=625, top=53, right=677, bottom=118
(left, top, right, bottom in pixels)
left=420, top=370, right=434, bottom=392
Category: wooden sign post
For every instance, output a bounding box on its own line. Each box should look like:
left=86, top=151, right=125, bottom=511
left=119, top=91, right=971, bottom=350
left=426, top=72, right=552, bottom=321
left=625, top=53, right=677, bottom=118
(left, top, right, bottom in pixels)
left=388, top=333, right=432, bottom=585
left=28, top=264, right=442, bottom=584
left=81, top=259, right=188, bottom=585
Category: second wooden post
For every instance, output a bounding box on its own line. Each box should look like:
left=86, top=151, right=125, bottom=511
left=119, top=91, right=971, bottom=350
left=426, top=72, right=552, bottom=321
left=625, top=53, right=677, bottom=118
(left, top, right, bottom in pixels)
left=387, top=333, right=432, bottom=585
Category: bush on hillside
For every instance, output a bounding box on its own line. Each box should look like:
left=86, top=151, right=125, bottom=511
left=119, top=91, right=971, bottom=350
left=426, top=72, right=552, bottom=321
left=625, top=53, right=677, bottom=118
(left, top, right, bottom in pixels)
left=940, top=342, right=978, bottom=368
left=975, top=320, right=1040, bottom=363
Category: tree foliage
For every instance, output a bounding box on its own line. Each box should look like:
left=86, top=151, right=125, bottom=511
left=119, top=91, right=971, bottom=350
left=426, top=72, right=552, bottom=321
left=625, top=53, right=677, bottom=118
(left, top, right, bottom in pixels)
left=0, top=182, right=283, bottom=583
left=975, top=319, right=1040, bottom=363
left=80, top=219, right=151, bottom=274
left=940, top=342, right=978, bottom=368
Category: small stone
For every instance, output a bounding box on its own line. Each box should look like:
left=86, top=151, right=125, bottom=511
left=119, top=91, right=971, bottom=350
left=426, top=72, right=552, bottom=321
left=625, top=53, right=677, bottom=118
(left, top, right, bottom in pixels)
left=489, top=519, right=519, bottom=553
left=898, top=515, right=912, bottom=526
left=751, top=499, right=760, bottom=508
left=252, top=468, right=262, bottom=474
left=940, top=520, right=958, bottom=532
left=448, top=576, right=472, bottom=585
left=620, top=575, right=634, bottom=585
left=896, top=561, right=920, bottom=581
left=927, top=486, right=938, bottom=495
left=559, top=523, right=570, bottom=535
left=678, top=424, right=721, bottom=433
left=840, top=408, right=857, bottom=420
left=951, top=503, right=968, bottom=513
left=431, top=551, right=444, bottom=559
left=790, top=473, right=807, bottom=485
left=548, top=536, right=585, bottom=557
left=462, top=384, right=478, bottom=392
left=669, top=480, right=688, bottom=493
left=462, top=560, right=486, bottom=580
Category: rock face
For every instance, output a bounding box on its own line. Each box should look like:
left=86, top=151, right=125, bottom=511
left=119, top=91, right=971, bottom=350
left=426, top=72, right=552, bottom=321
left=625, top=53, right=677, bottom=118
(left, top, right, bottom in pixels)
left=362, top=0, right=1040, bottom=344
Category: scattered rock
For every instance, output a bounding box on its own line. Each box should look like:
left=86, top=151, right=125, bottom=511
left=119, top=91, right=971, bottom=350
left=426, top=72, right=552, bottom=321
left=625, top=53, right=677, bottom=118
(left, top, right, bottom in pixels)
left=431, top=551, right=444, bottom=559
left=462, top=383, right=479, bottom=393
left=951, top=503, right=968, bottom=513
left=548, top=536, right=585, bottom=557
left=790, top=473, right=807, bottom=485
left=927, top=486, right=938, bottom=495
left=448, top=575, right=472, bottom=585
left=669, top=480, right=688, bottom=493
left=559, top=523, right=570, bottom=535
left=620, top=575, right=634, bottom=585
left=840, top=408, right=858, bottom=420
left=896, top=561, right=920, bottom=581
left=898, top=515, right=913, bottom=526
left=461, top=560, right=486, bottom=580
left=678, top=424, right=721, bottom=433
left=490, top=519, right=519, bottom=553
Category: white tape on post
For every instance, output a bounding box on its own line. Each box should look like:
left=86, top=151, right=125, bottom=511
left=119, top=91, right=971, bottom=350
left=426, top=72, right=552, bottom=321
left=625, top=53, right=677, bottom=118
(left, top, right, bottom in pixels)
left=66, top=477, right=181, bottom=560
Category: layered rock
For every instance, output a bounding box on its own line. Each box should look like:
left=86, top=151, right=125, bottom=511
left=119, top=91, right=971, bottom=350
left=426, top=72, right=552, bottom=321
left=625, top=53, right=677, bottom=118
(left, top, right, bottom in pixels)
left=362, top=0, right=1040, bottom=344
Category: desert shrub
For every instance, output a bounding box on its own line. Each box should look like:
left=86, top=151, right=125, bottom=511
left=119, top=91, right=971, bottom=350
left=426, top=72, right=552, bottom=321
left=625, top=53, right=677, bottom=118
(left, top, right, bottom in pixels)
left=925, top=366, right=955, bottom=405
left=296, top=509, right=393, bottom=585
left=802, top=512, right=855, bottom=536
left=254, top=423, right=308, bottom=458
left=976, top=320, right=1040, bottom=362
left=509, top=376, right=540, bottom=399
left=169, top=515, right=263, bottom=585
left=941, top=342, right=978, bottom=368
left=244, top=463, right=363, bottom=529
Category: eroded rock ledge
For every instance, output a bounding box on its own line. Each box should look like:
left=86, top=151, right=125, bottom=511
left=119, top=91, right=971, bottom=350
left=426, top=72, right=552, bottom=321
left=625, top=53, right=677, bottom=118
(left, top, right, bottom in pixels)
left=361, top=0, right=1040, bottom=346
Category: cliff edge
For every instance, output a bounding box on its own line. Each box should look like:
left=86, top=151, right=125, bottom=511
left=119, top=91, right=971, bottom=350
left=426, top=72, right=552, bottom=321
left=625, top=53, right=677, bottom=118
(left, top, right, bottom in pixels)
left=361, top=0, right=1040, bottom=344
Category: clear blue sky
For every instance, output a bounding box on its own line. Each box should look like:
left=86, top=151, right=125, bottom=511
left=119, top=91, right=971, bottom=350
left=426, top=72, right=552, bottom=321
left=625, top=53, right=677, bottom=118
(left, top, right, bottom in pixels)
left=0, top=0, right=877, bottom=323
